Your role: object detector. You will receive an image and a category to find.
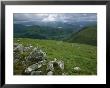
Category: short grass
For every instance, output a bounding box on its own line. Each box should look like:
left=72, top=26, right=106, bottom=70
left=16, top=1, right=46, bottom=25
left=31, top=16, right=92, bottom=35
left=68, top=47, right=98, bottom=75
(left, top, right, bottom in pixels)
left=14, top=38, right=97, bottom=75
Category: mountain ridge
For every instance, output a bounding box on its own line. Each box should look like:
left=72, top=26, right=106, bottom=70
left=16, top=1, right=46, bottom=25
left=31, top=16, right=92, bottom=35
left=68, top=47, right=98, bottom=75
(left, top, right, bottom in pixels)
left=66, top=26, right=97, bottom=46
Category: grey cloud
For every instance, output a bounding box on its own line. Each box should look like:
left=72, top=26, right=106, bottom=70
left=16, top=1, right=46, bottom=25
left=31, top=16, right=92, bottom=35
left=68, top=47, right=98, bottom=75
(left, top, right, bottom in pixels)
left=14, top=13, right=97, bottom=23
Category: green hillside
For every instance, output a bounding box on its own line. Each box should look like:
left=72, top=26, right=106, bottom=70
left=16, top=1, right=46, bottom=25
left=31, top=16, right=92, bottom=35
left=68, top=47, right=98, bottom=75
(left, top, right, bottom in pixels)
left=14, top=38, right=97, bottom=75
left=66, top=26, right=97, bottom=46
left=14, top=24, right=74, bottom=40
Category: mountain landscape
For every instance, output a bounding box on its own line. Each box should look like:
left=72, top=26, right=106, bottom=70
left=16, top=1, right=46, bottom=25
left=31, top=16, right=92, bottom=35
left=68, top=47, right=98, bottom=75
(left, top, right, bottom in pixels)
left=66, top=25, right=97, bottom=46
left=13, top=13, right=97, bottom=75
left=14, top=22, right=97, bottom=45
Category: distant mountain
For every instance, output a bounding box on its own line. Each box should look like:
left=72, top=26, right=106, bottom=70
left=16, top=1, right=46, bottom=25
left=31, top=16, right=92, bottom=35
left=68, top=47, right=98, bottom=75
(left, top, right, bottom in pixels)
left=66, top=26, right=97, bottom=46
left=14, top=24, right=75, bottom=40
left=14, top=20, right=96, bottom=30
left=14, top=22, right=97, bottom=45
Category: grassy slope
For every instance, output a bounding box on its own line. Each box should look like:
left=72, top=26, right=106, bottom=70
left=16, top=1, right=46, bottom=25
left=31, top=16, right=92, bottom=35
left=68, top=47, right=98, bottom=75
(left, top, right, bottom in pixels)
left=14, top=38, right=97, bottom=75
left=67, top=26, right=97, bottom=46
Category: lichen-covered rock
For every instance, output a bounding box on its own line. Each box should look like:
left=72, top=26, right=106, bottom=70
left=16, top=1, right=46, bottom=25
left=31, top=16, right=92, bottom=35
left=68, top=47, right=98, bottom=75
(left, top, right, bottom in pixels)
left=52, top=62, right=63, bottom=75
left=17, top=40, right=20, bottom=42
left=14, top=59, right=19, bottom=63
left=46, top=58, right=64, bottom=75
left=24, top=63, right=42, bottom=74
left=47, top=71, right=53, bottom=75
left=14, top=52, right=21, bottom=60
left=38, top=60, right=47, bottom=66
left=14, top=43, right=24, bottom=60
left=14, top=43, right=66, bottom=75
left=47, top=61, right=54, bottom=71
left=14, top=44, right=23, bottom=53
left=47, top=59, right=64, bottom=71
left=26, top=47, right=46, bottom=62
left=73, top=67, right=81, bottom=72
left=31, top=71, right=42, bottom=75
left=23, top=47, right=32, bottom=52
left=62, top=72, right=68, bottom=75
left=57, top=60, right=64, bottom=70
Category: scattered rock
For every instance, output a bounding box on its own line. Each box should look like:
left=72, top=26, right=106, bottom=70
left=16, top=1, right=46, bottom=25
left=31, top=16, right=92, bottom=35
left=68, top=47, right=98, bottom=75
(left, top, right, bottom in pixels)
left=14, top=44, right=23, bottom=53
left=62, top=72, right=68, bottom=75
left=47, top=61, right=54, bottom=71
left=57, top=60, right=64, bottom=70
left=14, top=52, right=21, bottom=60
left=47, top=58, right=64, bottom=75
left=73, top=67, right=81, bottom=72
left=24, top=63, right=42, bottom=74
left=47, top=71, right=53, bottom=75
left=17, top=40, right=20, bottom=42
left=26, top=47, right=46, bottom=62
left=14, top=59, right=19, bottom=63
left=31, top=71, right=42, bottom=75
left=14, top=43, right=66, bottom=75
left=23, top=47, right=32, bottom=52
left=30, top=45, right=33, bottom=48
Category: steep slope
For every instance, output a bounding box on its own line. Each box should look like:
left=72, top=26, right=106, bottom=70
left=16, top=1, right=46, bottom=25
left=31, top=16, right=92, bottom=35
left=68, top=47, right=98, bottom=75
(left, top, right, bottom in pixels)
left=66, top=26, right=97, bottom=46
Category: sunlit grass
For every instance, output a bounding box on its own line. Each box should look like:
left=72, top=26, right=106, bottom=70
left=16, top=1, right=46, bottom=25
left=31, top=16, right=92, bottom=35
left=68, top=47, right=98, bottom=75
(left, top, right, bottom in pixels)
left=14, top=38, right=97, bottom=75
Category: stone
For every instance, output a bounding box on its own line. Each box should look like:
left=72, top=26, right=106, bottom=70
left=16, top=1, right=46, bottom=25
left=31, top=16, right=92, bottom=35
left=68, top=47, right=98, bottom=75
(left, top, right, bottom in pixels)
left=47, top=71, right=53, bottom=75
left=73, top=67, right=81, bottom=72
left=14, top=44, right=23, bottom=53
left=57, top=60, right=64, bottom=70
left=47, top=59, right=64, bottom=71
left=26, top=47, right=46, bottom=62
left=62, top=72, right=68, bottom=75
left=14, top=43, right=19, bottom=47
left=14, top=43, right=24, bottom=60
left=30, top=45, right=33, bottom=48
left=38, top=60, right=47, bottom=65
left=31, top=71, right=42, bottom=75
left=46, top=59, right=64, bottom=75
left=23, top=47, right=31, bottom=52
left=14, top=52, right=21, bottom=59
left=21, top=61, right=27, bottom=67
left=24, top=63, right=41, bottom=74
left=14, top=59, right=19, bottom=63
left=47, top=61, right=54, bottom=71
left=38, top=64, right=42, bottom=68
left=25, top=67, right=33, bottom=74
left=54, top=58, right=57, bottom=62
left=17, top=40, right=20, bottom=42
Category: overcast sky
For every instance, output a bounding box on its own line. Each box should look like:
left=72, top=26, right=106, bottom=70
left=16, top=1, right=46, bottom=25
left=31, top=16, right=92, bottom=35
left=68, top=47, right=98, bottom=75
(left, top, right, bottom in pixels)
left=14, top=13, right=97, bottom=23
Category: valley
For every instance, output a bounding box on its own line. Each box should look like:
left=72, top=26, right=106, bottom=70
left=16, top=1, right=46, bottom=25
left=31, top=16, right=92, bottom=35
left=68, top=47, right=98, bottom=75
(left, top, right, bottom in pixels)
left=13, top=13, right=97, bottom=75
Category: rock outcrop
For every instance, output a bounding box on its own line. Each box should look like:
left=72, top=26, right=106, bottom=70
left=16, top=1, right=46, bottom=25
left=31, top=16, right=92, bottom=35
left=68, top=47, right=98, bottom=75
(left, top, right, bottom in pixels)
left=14, top=43, right=66, bottom=75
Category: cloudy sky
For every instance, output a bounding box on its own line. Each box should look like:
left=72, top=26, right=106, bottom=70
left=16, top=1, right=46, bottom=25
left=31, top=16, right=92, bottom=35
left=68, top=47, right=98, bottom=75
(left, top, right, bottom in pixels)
left=14, top=13, right=97, bottom=23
